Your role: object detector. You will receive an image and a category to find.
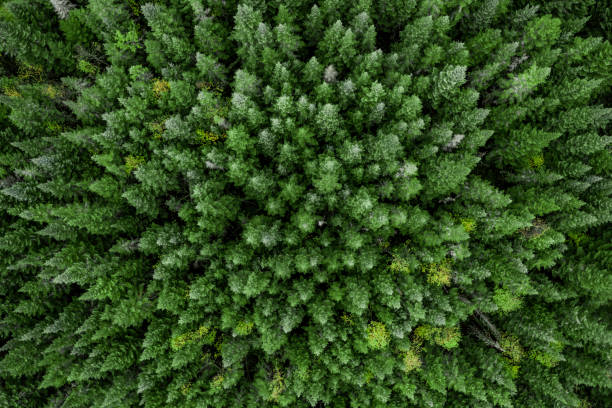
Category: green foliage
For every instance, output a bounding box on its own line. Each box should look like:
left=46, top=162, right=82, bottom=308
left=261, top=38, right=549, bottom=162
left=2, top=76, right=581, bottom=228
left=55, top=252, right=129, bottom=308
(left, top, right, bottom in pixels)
left=115, top=27, right=141, bottom=52
left=422, top=259, right=453, bottom=286
left=77, top=59, right=97, bottom=75
left=493, top=288, right=522, bottom=313
left=170, top=325, right=215, bottom=351
left=366, top=321, right=391, bottom=350
left=401, top=347, right=422, bottom=372
left=415, top=325, right=462, bottom=349
left=59, top=8, right=97, bottom=46
left=500, top=63, right=551, bottom=102
left=124, top=155, right=145, bottom=174
left=0, top=1, right=610, bottom=407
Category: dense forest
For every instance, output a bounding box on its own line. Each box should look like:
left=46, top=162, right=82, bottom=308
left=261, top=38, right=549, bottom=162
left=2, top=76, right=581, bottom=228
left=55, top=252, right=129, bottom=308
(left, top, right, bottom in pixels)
left=0, top=1, right=610, bottom=407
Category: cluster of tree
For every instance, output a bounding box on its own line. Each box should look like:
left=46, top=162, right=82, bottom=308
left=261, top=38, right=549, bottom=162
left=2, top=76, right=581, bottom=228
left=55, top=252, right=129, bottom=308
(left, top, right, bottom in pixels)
left=0, top=1, right=610, bottom=407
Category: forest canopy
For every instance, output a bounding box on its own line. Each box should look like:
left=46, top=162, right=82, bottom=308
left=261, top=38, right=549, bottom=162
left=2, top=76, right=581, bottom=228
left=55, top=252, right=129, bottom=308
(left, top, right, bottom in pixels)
left=0, top=1, right=610, bottom=407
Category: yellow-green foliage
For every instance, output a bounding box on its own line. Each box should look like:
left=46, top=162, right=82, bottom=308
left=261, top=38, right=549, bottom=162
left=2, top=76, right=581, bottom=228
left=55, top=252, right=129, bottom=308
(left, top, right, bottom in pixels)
left=529, top=341, right=564, bottom=368
left=180, top=382, right=191, bottom=395
left=234, top=320, right=254, bottom=336
left=152, top=78, right=170, bottom=97
left=148, top=121, right=165, bottom=139
left=377, top=239, right=390, bottom=249
left=413, top=325, right=434, bottom=342
left=401, top=348, right=422, bottom=372
left=77, top=60, right=98, bottom=75
left=414, top=325, right=461, bottom=349
left=196, top=81, right=224, bottom=95
left=507, top=363, right=520, bottom=379
left=213, top=333, right=223, bottom=358
left=18, top=64, right=42, bottom=82
left=493, top=288, right=522, bottom=313
left=366, top=321, right=390, bottom=350
left=115, top=28, right=141, bottom=52
left=45, top=122, right=62, bottom=134
left=341, top=313, right=354, bottom=325
left=269, top=367, right=286, bottom=402
left=197, top=129, right=226, bottom=144
left=433, top=326, right=461, bottom=349
left=170, top=325, right=215, bottom=351
left=390, top=256, right=411, bottom=274
left=529, top=350, right=561, bottom=367
left=42, top=85, right=60, bottom=99
left=124, top=155, right=145, bottom=174
left=210, top=374, right=224, bottom=389
left=460, top=218, right=476, bottom=232
left=528, top=153, right=545, bottom=168
left=2, top=86, right=20, bottom=97
left=127, top=0, right=144, bottom=15
left=196, top=81, right=230, bottom=119
left=500, top=334, right=524, bottom=363
left=422, top=259, right=452, bottom=286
